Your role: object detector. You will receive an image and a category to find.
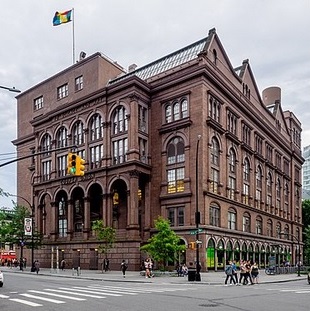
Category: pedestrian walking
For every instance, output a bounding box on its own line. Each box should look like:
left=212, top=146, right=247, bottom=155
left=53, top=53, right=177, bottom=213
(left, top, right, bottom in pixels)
left=251, top=262, right=259, bottom=284
left=239, top=260, right=247, bottom=285
left=104, top=258, right=110, bottom=272
left=34, top=260, right=40, bottom=274
left=232, top=260, right=239, bottom=285
left=224, top=261, right=236, bottom=285
left=121, top=260, right=128, bottom=277
left=244, top=260, right=254, bottom=285
left=60, top=259, right=66, bottom=271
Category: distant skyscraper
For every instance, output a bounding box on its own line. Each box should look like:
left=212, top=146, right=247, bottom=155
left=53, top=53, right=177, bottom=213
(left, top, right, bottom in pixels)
left=303, top=145, right=310, bottom=194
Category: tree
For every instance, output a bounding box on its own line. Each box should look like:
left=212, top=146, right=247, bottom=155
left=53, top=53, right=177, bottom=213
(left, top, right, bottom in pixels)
left=140, top=216, right=186, bottom=271
left=92, top=220, right=116, bottom=259
left=304, top=226, right=310, bottom=266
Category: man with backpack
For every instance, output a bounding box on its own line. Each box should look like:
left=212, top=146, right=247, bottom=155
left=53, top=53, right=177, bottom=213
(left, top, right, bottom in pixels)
left=224, top=261, right=236, bottom=285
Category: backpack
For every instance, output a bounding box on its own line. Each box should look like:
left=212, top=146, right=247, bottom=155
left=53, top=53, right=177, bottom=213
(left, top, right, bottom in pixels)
left=225, top=265, right=233, bottom=275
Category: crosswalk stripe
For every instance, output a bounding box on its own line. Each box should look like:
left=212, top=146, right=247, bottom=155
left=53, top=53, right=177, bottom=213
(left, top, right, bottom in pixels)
left=87, top=286, right=137, bottom=295
left=44, top=288, right=106, bottom=298
left=0, top=294, right=10, bottom=298
left=296, top=291, right=310, bottom=294
left=71, top=287, right=122, bottom=297
left=28, top=290, right=86, bottom=301
left=20, top=293, right=65, bottom=304
left=9, top=298, right=43, bottom=307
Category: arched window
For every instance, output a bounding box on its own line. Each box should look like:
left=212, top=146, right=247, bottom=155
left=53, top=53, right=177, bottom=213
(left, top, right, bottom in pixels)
left=90, top=114, right=103, bottom=141
left=255, top=166, right=262, bottom=207
left=72, top=120, right=84, bottom=145
left=165, top=105, right=172, bottom=123
left=211, top=137, right=220, bottom=165
left=173, top=102, right=180, bottom=121
left=209, top=203, right=220, bottom=227
left=167, top=137, right=185, bottom=164
left=242, top=212, right=250, bottom=233
left=41, top=133, right=52, bottom=156
left=243, top=158, right=250, bottom=205
left=243, top=158, right=250, bottom=181
left=167, top=137, right=185, bottom=194
left=267, top=219, right=273, bottom=237
left=56, top=127, right=68, bottom=148
left=228, top=148, right=236, bottom=173
left=256, top=216, right=262, bottom=235
left=181, top=99, right=188, bottom=118
left=113, top=106, right=128, bottom=134
left=228, top=207, right=236, bottom=230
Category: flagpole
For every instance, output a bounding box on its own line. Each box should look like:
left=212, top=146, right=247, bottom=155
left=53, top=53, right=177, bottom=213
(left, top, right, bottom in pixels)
left=72, top=8, right=75, bottom=64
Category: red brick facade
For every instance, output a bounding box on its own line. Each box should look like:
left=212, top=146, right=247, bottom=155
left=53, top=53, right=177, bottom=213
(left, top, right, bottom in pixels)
left=13, top=29, right=304, bottom=271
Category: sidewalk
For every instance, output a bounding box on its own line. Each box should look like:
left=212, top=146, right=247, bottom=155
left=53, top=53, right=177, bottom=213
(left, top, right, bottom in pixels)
left=2, top=266, right=307, bottom=285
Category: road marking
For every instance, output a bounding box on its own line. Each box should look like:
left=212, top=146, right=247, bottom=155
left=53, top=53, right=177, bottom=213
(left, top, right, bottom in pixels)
left=28, top=290, right=86, bottom=300
left=45, top=288, right=106, bottom=298
left=0, top=294, right=10, bottom=298
left=20, top=293, right=65, bottom=304
left=71, top=286, right=122, bottom=296
left=87, top=286, right=138, bottom=295
left=9, top=298, right=43, bottom=307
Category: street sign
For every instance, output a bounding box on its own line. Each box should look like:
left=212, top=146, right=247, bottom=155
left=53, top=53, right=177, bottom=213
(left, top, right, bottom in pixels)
left=189, top=228, right=203, bottom=235
left=24, top=217, right=32, bottom=236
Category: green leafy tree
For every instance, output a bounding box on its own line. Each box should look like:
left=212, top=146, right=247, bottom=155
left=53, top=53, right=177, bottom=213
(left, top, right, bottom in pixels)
left=304, top=226, right=310, bottom=266
left=140, top=216, right=186, bottom=271
left=92, top=220, right=116, bottom=258
left=302, top=200, right=310, bottom=265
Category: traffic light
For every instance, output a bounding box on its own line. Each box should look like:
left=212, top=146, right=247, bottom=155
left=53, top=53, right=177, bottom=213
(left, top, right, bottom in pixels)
left=67, top=153, right=77, bottom=175
left=188, top=242, right=196, bottom=250
left=76, top=155, right=86, bottom=176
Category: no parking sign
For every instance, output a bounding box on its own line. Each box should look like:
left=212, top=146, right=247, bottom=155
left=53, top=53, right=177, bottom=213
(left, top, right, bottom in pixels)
left=24, top=218, right=32, bottom=236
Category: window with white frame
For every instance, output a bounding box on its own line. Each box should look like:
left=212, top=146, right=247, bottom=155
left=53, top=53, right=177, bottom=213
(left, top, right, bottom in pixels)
left=57, top=83, right=68, bottom=100
left=256, top=217, right=262, bottom=235
left=90, top=113, right=103, bottom=141
left=72, top=120, right=84, bottom=145
left=75, top=75, right=83, bottom=91
left=58, top=198, right=67, bottom=237
left=56, top=127, right=68, bottom=148
left=90, top=145, right=103, bottom=168
left=42, top=160, right=51, bottom=181
left=242, top=213, right=250, bottom=232
left=165, top=98, right=188, bottom=124
left=57, top=155, right=67, bottom=177
left=113, top=138, right=128, bottom=164
left=34, top=96, right=43, bottom=110
left=113, top=106, right=128, bottom=134
left=209, top=204, right=220, bottom=227
left=228, top=208, right=236, bottom=230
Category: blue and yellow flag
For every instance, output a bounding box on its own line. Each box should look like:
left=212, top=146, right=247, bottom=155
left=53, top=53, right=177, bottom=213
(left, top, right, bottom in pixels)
left=53, top=10, right=72, bottom=26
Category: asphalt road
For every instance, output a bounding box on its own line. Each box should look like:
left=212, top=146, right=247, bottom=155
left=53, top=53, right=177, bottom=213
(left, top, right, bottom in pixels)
left=1, top=272, right=310, bottom=311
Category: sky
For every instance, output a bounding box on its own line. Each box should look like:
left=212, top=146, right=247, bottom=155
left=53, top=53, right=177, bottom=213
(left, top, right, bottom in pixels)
left=0, top=0, right=309, bottom=208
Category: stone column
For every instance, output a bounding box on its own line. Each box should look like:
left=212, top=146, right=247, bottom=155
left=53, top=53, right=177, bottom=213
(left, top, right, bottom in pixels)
left=83, top=197, right=90, bottom=240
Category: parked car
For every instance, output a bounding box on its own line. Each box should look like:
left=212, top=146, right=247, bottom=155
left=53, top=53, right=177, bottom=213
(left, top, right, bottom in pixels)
left=0, top=269, right=3, bottom=287
left=308, top=271, right=310, bottom=285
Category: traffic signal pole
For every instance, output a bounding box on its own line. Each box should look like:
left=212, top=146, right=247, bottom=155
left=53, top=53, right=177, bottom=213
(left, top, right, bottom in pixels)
left=0, top=145, right=78, bottom=168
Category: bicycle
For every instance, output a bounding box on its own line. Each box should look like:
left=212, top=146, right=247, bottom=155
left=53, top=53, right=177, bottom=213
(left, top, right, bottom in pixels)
left=265, top=267, right=275, bottom=275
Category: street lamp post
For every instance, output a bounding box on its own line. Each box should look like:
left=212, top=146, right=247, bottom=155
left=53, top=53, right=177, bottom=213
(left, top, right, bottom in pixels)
left=280, top=231, right=301, bottom=277
left=0, top=85, right=21, bottom=93
left=9, top=194, right=35, bottom=270
left=195, top=135, right=201, bottom=282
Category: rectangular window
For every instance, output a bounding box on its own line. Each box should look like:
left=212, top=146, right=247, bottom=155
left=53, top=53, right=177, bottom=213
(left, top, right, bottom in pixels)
left=34, top=96, right=43, bottom=110
left=210, top=168, right=219, bottom=193
left=210, top=207, right=219, bottom=226
left=228, top=176, right=235, bottom=199
left=75, top=75, right=83, bottom=91
left=243, top=216, right=250, bottom=232
left=57, top=83, right=68, bottom=100
left=42, top=160, right=51, bottom=181
left=243, top=183, right=249, bottom=205
left=167, top=168, right=185, bottom=193
left=167, top=207, right=184, bottom=226
left=113, top=139, right=128, bottom=164
left=228, top=211, right=236, bottom=230
left=209, top=95, right=221, bottom=122
left=90, top=145, right=103, bottom=168
left=57, top=155, right=67, bottom=177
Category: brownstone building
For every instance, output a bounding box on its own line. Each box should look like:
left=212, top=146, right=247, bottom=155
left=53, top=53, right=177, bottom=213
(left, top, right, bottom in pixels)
left=13, top=28, right=304, bottom=271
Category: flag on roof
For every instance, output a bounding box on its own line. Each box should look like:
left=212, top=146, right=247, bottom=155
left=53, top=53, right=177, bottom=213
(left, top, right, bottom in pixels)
left=53, top=10, right=72, bottom=26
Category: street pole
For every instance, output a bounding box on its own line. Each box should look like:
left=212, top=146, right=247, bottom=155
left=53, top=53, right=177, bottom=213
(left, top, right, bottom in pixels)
left=9, top=194, right=34, bottom=270
left=195, top=135, right=201, bottom=282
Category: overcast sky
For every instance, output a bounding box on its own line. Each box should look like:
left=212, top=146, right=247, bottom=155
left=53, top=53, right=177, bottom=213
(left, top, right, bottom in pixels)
left=0, top=0, right=309, bottom=208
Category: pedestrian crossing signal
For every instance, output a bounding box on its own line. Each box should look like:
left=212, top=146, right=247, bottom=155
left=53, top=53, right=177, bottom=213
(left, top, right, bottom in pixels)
left=67, top=153, right=77, bottom=175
